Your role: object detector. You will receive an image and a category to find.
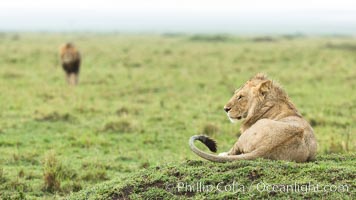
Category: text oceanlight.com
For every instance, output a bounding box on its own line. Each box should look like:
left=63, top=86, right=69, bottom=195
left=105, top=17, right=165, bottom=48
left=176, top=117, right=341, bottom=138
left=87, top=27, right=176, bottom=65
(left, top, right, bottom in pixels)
left=168, top=182, right=350, bottom=193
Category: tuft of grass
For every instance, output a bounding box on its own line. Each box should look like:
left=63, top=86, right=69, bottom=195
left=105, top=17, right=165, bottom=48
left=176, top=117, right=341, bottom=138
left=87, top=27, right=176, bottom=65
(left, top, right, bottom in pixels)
left=325, top=43, right=356, bottom=51
left=18, top=169, right=25, bottom=178
left=42, top=151, right=78, bottom=193
left=1, top=179, right=29, bottom=199
left=61, top=181, right=83, bottom=193
left=101, top=118, right=139, bottom=133
left=189, top=34, right=232, bottom=42
left=11, top=152, right=39, bottom=165
left=116, top=107, right=130, bottom=116
left=42, top=151, right=62, bottom=192
left=115, top=106, right=139, bottom=117
left=2, top=71, right=24, bottom=79
left=81, top=170, right=108, bottom=182
left=0, top=167, right=6, bottom=184
left=328, top=140, right=345, bottom=153
left=251, top=36, right=278, bottom=42
left=34, top=111, right=77, bottom=123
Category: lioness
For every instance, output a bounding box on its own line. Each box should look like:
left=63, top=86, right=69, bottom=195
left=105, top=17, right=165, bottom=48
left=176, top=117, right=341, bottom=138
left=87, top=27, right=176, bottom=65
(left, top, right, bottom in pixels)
left=59, top=43, right=81, bottom=85
left=190, top=73, right=317, bottom=162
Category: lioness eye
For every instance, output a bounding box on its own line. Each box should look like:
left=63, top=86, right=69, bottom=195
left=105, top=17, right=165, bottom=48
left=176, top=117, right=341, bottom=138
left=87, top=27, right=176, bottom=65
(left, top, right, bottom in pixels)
left=237, top=95, right=243, bottom=100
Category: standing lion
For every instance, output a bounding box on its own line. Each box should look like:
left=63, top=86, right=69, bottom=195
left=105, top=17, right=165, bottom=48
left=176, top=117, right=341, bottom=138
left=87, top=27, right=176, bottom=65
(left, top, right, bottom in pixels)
left=59, top=43, right=81, bottom=85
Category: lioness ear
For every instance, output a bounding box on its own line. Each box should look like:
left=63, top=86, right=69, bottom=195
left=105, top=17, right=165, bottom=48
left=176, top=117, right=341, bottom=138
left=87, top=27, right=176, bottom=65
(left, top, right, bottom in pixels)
left=256, top=80, right=272, bottom=96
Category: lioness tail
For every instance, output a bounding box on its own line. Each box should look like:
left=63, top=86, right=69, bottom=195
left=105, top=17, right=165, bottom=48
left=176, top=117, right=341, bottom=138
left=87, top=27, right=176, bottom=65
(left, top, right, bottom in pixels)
left=189, top=135, right=258, bottom=162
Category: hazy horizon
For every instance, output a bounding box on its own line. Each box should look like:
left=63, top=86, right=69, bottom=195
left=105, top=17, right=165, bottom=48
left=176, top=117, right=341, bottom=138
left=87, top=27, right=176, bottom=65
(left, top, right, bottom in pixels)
left=1, top=0, right=356, bottom=35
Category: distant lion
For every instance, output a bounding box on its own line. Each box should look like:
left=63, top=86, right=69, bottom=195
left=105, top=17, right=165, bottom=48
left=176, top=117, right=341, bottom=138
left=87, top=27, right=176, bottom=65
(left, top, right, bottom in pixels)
left=59, top=43, right=81, bottom=85
left=190, top=73, right=317, bottom=162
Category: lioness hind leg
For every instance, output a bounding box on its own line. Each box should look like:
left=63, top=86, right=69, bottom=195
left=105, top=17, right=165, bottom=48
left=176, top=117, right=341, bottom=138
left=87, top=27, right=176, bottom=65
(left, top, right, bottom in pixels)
left=218, top=152, right=229, bottom=156
left=219, top=144, right=242, bottom=156
left=228, top=119, right=306, bottom=161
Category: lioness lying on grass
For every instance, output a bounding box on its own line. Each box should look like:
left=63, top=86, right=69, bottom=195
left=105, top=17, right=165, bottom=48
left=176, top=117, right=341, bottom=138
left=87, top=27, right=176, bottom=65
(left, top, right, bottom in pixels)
left=190, top=73, right=317, bottom=163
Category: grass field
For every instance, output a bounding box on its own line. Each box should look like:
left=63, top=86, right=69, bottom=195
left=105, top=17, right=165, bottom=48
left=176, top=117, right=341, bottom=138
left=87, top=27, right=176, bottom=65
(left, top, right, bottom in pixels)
left=0, top=33, right=355, bottom=199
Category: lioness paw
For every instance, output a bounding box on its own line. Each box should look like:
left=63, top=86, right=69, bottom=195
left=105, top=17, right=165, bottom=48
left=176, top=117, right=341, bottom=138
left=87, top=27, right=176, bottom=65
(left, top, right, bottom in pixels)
left=218, top=152, right=229, bottom=156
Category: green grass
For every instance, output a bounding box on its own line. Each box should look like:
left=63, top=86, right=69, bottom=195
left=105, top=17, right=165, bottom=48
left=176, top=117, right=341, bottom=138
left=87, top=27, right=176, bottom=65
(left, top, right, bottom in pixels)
left=69, top=154, right=356, bottom=199
left=0, top=33, right=355, bottom=199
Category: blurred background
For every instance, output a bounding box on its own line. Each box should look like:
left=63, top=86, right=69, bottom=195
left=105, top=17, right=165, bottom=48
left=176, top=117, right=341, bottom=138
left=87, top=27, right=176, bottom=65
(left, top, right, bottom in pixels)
left=1, top=0, right=356, bottom=34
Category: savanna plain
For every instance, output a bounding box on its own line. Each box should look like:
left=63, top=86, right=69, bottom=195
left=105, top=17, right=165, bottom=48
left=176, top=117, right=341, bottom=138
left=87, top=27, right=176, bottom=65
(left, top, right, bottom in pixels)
left=0, top=33, right=355, bottom=199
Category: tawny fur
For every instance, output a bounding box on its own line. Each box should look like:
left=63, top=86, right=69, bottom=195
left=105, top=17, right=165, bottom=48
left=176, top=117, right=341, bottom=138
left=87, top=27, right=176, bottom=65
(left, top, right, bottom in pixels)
left=59, top=43, right=81, bottom=85
left=190, top=73, right=317, bottom=163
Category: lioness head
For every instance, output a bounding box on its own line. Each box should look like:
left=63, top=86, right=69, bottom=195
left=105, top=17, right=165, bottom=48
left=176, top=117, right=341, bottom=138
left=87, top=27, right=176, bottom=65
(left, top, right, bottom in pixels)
left=224, top=73, right=272, bottom=123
